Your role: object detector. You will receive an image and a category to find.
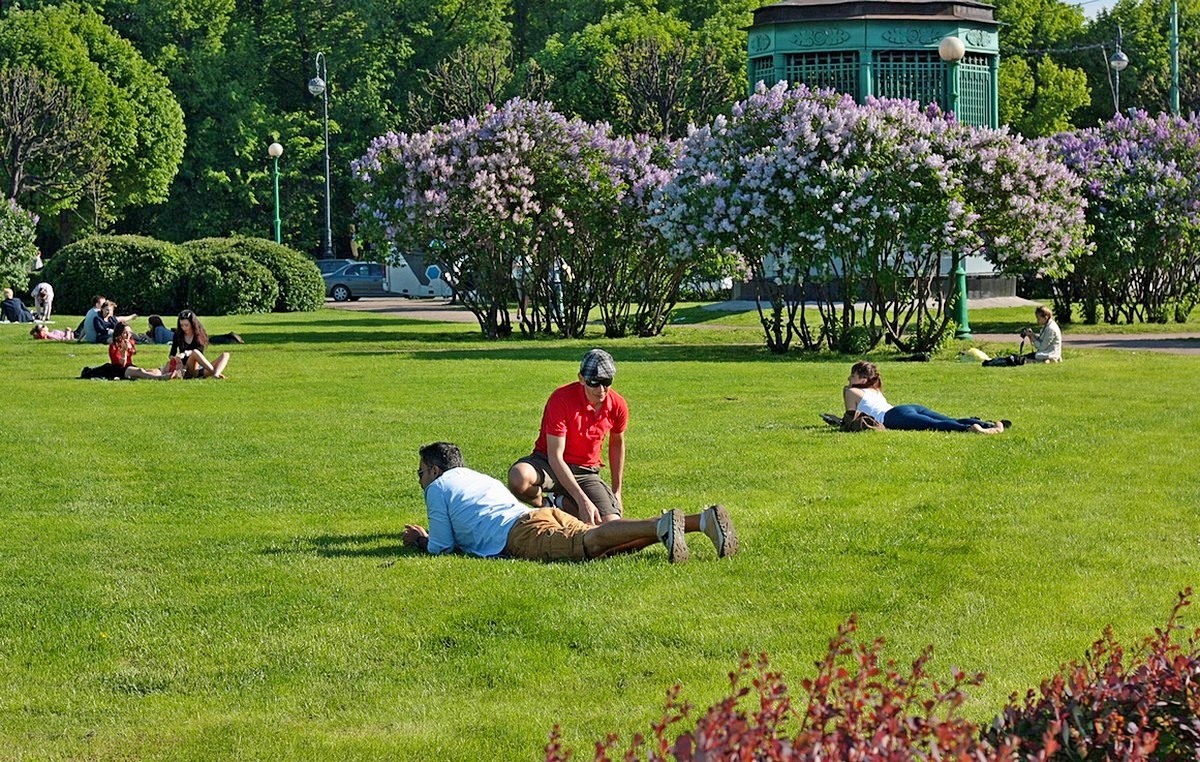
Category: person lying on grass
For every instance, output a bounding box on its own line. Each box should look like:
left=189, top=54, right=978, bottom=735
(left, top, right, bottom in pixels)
left=843, top=360, right=1009, bottom=434
left=403, top=442, right=738, bottom=564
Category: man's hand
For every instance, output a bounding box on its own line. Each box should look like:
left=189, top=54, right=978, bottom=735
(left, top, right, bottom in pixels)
left=579, top=498, right=601, bottom=526
left=402, top=524, right=429, bottom=551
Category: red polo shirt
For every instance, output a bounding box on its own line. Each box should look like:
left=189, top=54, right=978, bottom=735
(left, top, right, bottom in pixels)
left=532, top=382, right=628, bottom=468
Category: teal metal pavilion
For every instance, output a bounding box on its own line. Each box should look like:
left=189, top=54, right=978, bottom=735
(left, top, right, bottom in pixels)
left=747, top=0, right=1000, bottom=128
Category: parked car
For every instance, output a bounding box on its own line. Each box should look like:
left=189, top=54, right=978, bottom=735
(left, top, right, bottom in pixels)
left=323, top=262, right=388, bottom=301
left=316, top=258, right=355, bottom=275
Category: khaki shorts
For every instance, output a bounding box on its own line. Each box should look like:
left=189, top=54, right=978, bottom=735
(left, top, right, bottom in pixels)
left=513, top=452, right=622, bottom=518
left=504, top=508, right=592, bottom=562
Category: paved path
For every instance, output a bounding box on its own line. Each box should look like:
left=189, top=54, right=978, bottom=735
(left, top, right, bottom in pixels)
left=326, top=297, right=1200, bottom=354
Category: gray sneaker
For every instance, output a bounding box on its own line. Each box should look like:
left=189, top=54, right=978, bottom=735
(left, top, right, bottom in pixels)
left=700, top=504, right=738, bottom=558
left=656, top=509, right=688, bottom=563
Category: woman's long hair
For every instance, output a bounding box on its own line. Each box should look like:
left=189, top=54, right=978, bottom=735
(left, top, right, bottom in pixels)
left=850, top=360, right=883, bottom=390
left=176, top=310, right=209, bottom=348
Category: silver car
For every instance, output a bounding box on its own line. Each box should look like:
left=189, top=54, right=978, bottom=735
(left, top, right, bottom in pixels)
left=323, top=262, right=388, bottom=301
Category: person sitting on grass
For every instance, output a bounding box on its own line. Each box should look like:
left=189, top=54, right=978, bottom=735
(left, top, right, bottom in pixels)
left=30, top=323, right=75, bottom=341
left=170, top=310, right=231, bottom=379
left=403, top=442, right=739, bottom=564
left=1020, top=306, right=1062, bottom=363
left=108, top=324, right=179, bottom=381
left=145, top=314, right=175, bottom=344
left=1, top=288, right=33, bottom=323
left=843, top=360, right=1009, bottom=434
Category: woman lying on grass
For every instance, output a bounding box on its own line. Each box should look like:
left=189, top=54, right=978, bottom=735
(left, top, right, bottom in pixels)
left=843, top=360, right=1009, bottom=434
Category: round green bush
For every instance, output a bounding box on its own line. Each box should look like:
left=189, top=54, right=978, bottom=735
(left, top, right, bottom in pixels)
left=180, top=237, right=324, bottom=312
left=40, top=235, right=189, bottom=315
left=186, top=252, right=279, bottom=316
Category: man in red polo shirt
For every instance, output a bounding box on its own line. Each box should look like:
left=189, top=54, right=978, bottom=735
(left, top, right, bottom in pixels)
left=507, top=348, right=627, bottom=525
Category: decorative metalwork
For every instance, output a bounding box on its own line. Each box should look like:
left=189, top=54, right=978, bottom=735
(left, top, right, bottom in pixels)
left=752, top=34, right=773, bottom=52
left=751, top=56, right=776, bottom=85
left=881, top=27, right=941, bottom=46
left=956, top=53, right=994, bottom=126
left=788, top=28, right=850, bottom=48
left=964, top=29, right=996, bottom=48
left=874, top=49, right=941, bottom=104
left=785, top=51, right=861, bottom=99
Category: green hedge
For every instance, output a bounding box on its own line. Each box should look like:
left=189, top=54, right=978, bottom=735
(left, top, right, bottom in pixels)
left=180, top=237, right=324, bottom=312
left=40, top=235, right=189, bottom=315
left=186, top=252, right=279, bottom=316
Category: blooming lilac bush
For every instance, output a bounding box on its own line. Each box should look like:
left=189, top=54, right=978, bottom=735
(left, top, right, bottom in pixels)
left=353, top=100, right=684, bottom=339
left=654, top=82, right=1087, bottom=353
left=1052, top=112, right=1200, bottom=324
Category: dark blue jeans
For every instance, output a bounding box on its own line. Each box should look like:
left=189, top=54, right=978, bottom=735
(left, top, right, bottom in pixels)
left=882, top=404, right=994, bottom=432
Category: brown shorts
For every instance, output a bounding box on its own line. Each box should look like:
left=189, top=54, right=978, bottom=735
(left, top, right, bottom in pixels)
left=513, top=452, right=622, bottom=518
left=503, top=508, right=592, bottom=562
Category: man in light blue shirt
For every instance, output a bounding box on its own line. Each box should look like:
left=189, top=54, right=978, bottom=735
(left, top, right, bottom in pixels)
left=403, top=442, right=739, bottom=564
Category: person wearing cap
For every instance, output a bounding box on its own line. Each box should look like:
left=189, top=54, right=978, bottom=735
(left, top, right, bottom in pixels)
left=507, top=348, right=627, bottom=525
left=405, top=442, right=738, bottom=563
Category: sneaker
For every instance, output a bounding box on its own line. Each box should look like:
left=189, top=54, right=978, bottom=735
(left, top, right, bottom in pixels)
left=655, top=509, right=688, bottom=563
left=700, top=504, right=739, bottom=558
left=231, top=333, right=245, bottom=344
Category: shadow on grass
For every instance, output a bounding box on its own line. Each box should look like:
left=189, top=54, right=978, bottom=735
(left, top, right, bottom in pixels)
left=245, top=329, right=481, bottom=346
left=330, top=343, right=871, bottom=364
left=269, top=533, right=415, bottom=561
left=670, top=304, right=755, bottom=325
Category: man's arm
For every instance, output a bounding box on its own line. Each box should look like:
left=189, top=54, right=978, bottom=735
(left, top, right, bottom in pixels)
left=546, top=433, right=600, bottom=525
left=607, top=430, right=625, bottom=511
left=402, top=524, right=429, bottom=552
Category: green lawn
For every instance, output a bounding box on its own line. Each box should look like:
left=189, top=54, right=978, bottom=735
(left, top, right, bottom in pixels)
left=2, top=307, right=1198, bottom=760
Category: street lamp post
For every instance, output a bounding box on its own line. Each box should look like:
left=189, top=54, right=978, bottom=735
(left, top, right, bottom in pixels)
left=939, top=36, right=972, bottom=340
left=1109, top=28, right=1130, bottom=115
left=307, top=52, right=333, bottom=258
left=268, top=142, right=283, bottom=244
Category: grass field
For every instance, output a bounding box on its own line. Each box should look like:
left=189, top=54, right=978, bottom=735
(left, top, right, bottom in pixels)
left=2, top=306, right=1198, bottom=760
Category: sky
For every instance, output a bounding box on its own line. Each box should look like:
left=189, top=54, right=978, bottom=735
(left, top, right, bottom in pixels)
left=1078, top=0, right=1115, bottom=17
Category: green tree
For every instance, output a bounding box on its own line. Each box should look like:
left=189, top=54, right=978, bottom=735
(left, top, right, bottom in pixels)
left=537, top=7, right=741, bottom=138
left=0, top=3, right=184, bottom=240
left=0, top=67, right=105, bottom=224
left=994, top=0, right=1091, bottom=135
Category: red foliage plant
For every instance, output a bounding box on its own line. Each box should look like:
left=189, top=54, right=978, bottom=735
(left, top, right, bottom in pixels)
left=547, top=589, right=1199, bottom=762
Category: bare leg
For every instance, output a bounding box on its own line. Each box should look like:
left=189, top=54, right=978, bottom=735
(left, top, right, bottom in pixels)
left=507, top=463, right=544, bottom=506
left=212, top=352, right=230, bottom=378
left=581, top=517, right=661, bottom=558
left=124, top=366, right=171, bottom=381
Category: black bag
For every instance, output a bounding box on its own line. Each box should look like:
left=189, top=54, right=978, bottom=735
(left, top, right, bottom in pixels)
left=982, top=354, right=1026, bottom=367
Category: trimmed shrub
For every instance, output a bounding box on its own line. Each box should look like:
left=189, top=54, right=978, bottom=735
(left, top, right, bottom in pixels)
left=0, top=198, right=38, bottom=293
left=548, top=590, right=1199, bottom=761
left=39, top=235, right=188, bottom=314
left=185, top=251, right=278, bottom=316
left=180, top=236, right=324, bottom=312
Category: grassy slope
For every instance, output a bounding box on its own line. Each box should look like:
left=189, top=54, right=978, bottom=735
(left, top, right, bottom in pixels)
left=0, top=308, right=1197, bottom=760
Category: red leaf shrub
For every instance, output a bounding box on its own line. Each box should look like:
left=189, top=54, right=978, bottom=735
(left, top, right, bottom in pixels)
left=986, top=588, right=1200, bottom=761
left=548, top=589, right=1199, bottom=761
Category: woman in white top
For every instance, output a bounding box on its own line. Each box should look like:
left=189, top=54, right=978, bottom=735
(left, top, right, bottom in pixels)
left=843, top=361, right=1008, bottom=434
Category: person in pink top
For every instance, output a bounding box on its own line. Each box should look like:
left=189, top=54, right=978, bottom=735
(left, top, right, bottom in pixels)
left=507, top=348, right=628, bottom=525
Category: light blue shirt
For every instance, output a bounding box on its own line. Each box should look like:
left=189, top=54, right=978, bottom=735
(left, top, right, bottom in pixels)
left=423, top=467, right=530, bottom=557
left=81, top=308, right=99, bottom=342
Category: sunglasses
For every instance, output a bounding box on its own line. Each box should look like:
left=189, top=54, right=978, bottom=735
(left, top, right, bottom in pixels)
left=584, top=377, right=613, bottom=388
